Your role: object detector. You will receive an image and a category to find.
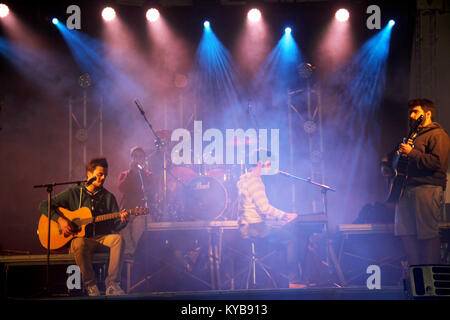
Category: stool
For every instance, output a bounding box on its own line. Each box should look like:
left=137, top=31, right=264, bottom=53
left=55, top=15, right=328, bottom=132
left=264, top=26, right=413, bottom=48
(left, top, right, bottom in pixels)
left=222, top=230, right=289, bottom=290
left=244, top=238, right=279, bottom=289
left=123, top=258, right=135, bottom=293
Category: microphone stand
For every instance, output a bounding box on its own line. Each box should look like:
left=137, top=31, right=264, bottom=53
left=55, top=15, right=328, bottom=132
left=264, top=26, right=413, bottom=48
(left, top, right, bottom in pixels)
left=134, top=100, right=168, bottom=223
left=136, top=166, right=148, bottom=209
left=134, top=99, right=172, bottom=293
left=278, top=170, right=345, bottom=286
left=33, top=179, right=87, bottom=295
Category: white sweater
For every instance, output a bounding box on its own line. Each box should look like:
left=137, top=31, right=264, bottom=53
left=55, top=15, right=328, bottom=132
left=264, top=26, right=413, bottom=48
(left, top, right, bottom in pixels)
left=236, top=171, right=286, bottom=225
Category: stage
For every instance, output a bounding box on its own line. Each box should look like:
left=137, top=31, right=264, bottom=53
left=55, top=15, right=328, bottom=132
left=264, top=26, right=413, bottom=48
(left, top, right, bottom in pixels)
left=5, top=286, right=408, bottom=301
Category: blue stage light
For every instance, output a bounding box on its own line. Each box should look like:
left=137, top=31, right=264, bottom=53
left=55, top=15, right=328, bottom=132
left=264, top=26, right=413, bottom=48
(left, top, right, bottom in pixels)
left=204, top=20, right=210, bottom=28
left=52, top=18, right=59, bottom=25
left=388, top=20, right=395, bottom=27
left=285, top=27, right=292, bottom=34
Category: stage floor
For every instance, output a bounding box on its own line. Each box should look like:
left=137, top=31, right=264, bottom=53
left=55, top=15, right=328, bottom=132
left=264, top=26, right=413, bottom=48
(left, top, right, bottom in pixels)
left=5, top=286, right=409, bottom=301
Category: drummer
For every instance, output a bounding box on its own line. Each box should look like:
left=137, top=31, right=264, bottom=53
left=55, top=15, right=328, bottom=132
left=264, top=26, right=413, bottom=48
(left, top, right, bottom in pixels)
left=118, top=146, right=156, bottom=258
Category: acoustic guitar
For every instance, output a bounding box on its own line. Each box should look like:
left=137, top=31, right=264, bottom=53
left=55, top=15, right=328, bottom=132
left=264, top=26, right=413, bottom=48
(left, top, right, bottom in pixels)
left=386, top=115, right=423, bottom=203
left=37, top=206, right=149, bottom=250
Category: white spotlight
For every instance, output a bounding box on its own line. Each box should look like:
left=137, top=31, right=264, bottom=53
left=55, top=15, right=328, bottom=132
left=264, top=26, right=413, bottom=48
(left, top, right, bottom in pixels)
left=146, top=8, right=160, bottom=22
left=102, top=7, right=116, bottom=21
left=335, top=8, right=350, bottom=22
left=247, top=8, right=261, bottom=23
left=0, top=3, right=10, bottom=18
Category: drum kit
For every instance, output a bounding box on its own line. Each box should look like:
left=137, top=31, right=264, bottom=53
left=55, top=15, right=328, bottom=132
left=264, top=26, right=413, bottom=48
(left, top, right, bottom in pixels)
left=132, top=101, right=248, bottom=223
left=146, top=129, right=247, bottom=222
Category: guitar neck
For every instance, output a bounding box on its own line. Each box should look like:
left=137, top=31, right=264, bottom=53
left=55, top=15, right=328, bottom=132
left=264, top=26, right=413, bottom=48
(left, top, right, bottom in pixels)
left=94, top=211, right=122, bottom=223
left=93, top=208, right=146, bottom=223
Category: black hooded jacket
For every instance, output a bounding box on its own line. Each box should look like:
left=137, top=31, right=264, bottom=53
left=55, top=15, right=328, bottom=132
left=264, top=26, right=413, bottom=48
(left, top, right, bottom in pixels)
left=407, top=122, right=450, bottom=189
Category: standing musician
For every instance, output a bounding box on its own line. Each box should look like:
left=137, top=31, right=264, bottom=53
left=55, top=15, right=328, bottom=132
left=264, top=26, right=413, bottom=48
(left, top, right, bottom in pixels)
left=236, top=151, right=301, bottom=287
left=118, top=146, right=155, bottom=258
left=39, top=157, right=130, bottom=296
left=383, top=99, right=449, bottom=266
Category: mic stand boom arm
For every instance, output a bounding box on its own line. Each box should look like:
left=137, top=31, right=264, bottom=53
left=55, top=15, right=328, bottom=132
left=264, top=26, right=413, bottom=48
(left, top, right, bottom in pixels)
left=134, top=100, right=168, bottom=223
left=277, top=170, right=345, bottom=285
left=134, top=100, right=164, bottom=149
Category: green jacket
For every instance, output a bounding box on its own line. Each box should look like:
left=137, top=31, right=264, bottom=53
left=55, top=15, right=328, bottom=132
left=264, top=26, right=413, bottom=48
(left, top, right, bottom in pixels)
left=39, top=185, right=126, bottom=237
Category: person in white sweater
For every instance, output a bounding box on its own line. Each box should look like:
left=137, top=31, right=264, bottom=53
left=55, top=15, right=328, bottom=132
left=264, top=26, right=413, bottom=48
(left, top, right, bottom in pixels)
left=237, top=154, right=303, bottom=287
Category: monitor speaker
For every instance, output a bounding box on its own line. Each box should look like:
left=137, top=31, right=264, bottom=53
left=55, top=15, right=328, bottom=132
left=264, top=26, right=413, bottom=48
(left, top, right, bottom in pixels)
left=410, top=265, right=450, bottom=298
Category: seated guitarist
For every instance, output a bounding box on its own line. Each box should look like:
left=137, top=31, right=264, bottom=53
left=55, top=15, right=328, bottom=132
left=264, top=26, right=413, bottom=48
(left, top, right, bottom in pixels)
left=39, top=157, right=130, bottom=296
left=384, top=99, right=449, bottom=267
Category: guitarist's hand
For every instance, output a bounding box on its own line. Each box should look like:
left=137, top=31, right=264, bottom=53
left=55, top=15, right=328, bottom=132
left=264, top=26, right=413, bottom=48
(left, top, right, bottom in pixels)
left=399, top=143, right=413, bottom=154
left=120, top=209, right=130, bottom=223
left=58, top=217, right=77, bottom=236
left=283, top=213, right=298, bottom=223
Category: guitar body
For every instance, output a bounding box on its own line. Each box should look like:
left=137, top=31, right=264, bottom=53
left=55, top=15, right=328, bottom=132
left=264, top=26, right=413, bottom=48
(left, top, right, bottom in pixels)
left=37, top=206, right=148, bottom=251
left=386, top=115, right=423, bottom=203
left=386, top=153, right=409, bottom=203
left=37, top=207, right=92, bottom=251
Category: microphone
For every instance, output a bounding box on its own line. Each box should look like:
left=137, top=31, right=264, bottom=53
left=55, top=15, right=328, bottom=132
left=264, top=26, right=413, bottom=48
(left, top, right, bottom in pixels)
left=137, top=164, right=144, bottom=170
left=86, top=176, right=96, bottom=186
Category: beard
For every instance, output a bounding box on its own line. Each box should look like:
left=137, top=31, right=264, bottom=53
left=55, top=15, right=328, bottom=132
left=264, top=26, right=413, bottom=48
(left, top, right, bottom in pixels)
left=409, top=115, right=425, bottom=129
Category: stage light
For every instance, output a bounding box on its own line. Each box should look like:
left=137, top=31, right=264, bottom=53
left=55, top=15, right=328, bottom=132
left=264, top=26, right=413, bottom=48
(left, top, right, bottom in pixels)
left=0, top=3, right=10, bottom=18
left=247, top=8, right=261, bottom=22
left=335, top=8, right=350, bottom=22
left=388, top=19, right=396, bottom=27
left=102, top=7, right=116, bottom=21
left=146, top=8, right=160, bottom=22
left=285, top=27, right=292, bottom=34
left=204, top=20, right=210, bottom=28
left=52, top=18, right=59, bottom=25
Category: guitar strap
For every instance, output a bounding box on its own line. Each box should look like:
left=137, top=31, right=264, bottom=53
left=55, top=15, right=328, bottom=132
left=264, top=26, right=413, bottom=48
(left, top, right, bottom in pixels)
left=406, top=126, right=439, bottom=149
left=78, top=186, right=83, bottom=209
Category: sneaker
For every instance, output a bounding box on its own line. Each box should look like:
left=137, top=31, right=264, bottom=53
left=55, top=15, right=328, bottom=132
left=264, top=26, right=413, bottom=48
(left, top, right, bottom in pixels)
left=105, top=282, right=126, bottom=296
left=86, top=284, right=101, bottom=296
left=289, top=282, right=308, bottom=289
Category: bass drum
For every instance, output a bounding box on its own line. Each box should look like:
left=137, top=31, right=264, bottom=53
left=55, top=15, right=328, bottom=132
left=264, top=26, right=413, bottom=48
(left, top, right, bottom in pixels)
left=181, top=176, right=228, bottom=221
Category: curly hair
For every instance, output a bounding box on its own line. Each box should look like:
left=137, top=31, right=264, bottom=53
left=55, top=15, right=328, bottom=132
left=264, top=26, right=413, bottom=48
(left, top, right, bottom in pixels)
left=85, top=157, right=108, bottom=173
